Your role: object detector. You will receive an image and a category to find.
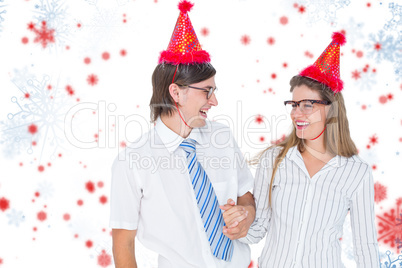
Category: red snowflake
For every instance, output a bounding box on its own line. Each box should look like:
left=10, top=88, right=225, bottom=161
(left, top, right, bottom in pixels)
left=369, top=134, right=378, bottom=145
left=0, top=197, right=10, bottom=212
left=86, top=240, right=93, bottom=248
left=86, top=181, right=95, bottom=193
left=63, top=213, right=70, bottom=221
left=374, top=182, right=387, bottom=203
left=279, top=16, right=288, bottom=25
left=201, top=27, right=209, bottom=36
left=102, top=52, right=110, bottom=60
left=379, top=95, right=388, bottom=104
left=99, top=195, right=108, bottom=204
left=374, top=42, right=381, bottom=51
left=387, top=93, right=394, bottom=100
left=28, top=124, right=38, bottom=135
left=259, top=136, right=265, bottom=142
left=97, top=250, right=112, bottom=267
left=87, top=74, right=99, bottom=86
left=304, top=51, right=314, bottom=58
left=66, top=85, right=74, bottom=96
left=27, top=21, right=55, bottom=48
left=267, top=37, right=275, bottom=45
left=351, top=70, right=361, bottom=80
left=255, top=115, right=264, bottom=124
left=240, top=35, right=251, bottom=45
left=377, top=199, right=402, bottom=252
left=37, top=211, right=47, bottom=221
left=298, top=5, right=306, bottom=13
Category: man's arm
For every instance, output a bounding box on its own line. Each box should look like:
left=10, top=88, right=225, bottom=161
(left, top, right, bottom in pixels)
left=112, top=229, right=137, bottom=268
left=219, top=191, right=256, bottom=240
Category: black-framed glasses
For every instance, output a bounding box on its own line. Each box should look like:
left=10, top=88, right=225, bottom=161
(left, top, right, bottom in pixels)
left=284, top=99, right=331, bottom=114
left=177, top=84, right=218, bottom=99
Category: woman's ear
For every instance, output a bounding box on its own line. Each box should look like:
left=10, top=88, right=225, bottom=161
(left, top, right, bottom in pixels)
left=169, top=83, right=180, bottom=103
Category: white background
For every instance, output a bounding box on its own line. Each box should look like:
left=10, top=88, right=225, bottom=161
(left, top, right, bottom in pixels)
left=0, top=0, right=401, bottom=267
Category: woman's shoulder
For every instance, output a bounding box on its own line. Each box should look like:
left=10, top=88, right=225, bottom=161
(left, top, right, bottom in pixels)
left=344, top=154, right=370, bottom=167
left=257, top=145, right=284, bottom=167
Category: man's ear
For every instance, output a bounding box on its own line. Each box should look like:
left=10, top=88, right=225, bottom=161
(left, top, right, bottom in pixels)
left=169, top=83, right=180, bottom=103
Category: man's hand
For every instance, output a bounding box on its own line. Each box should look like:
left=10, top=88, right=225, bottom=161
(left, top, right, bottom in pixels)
left=219, top=192, right=255, bottom=240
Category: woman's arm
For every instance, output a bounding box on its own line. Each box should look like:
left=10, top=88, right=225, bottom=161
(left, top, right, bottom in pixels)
left=349, top=165, right=380, bottom=268
left=240, top=151, right=274, bottom=244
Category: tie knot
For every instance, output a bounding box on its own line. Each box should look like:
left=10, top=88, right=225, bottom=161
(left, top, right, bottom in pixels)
left=180, top=139, right=197, bottom=154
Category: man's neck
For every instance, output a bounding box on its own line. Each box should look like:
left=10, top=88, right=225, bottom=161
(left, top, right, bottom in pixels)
left=160, top=113, right=192, bottom=138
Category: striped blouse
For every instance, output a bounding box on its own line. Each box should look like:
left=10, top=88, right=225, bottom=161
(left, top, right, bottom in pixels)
left=242, top=146, right=380, bottom=268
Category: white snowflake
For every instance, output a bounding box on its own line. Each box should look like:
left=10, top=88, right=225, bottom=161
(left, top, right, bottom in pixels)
left=354, top=69, right=377, bottom=91
left=298, top=0, right=351, bottom=26
left=342, top=18, right=364, bottom=45
left=379, top=250, right=402, bottom=268
left=394, top=59, right=402, bottom=81
left=0, top=114, right=34, bottom=158
left=37, top=181, right=54, bottom=199
left=82, top=6, right=125, bottom=52
left=384, top=2, right=402, bottom=35
left=33, top=0, right=70, bottom=51
left=0, top=0, right=6, bottom=33
left=0, top=68, right=71, bottom=160
left=365, top=30, right=402, bottom=63
left=6, top=209, right=25, bottom=227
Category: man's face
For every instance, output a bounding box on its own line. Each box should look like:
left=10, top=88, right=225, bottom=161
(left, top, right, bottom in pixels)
left=179, top=76, right=218, bottom=128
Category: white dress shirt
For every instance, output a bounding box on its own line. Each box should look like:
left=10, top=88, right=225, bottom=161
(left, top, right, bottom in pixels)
left=110, top=118, right=254, bottom=268
left=241, top=146, right=379, bottom=268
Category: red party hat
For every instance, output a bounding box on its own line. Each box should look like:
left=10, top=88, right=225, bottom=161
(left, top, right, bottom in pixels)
left=299, top=32, right=346, bottom=93
left=158, top=0, right=210, bottom=65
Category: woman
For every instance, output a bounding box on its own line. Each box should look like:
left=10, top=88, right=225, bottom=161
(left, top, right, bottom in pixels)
left=242, top=32, right=380, bottom=267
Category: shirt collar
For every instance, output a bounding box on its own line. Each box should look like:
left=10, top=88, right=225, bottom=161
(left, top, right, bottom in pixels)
left=154, top=117, right=210, bottom=153
left=286, top=145, right=348, bottom=175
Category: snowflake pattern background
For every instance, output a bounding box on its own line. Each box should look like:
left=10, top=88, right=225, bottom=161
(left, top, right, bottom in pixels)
left=0, top=69, right=71, bottom=161
left=0, top=0, right=6, bottom=34
left=0, top=0, right=401, bottom=267
left=33, top=0, right=71, bottom=51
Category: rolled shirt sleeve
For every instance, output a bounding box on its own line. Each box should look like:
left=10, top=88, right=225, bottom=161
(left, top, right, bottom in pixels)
left=109, top=155, right=143, bottom=230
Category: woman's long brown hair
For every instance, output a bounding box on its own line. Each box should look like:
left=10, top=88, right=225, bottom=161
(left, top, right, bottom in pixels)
left=254, top=75, right=358, bottom=207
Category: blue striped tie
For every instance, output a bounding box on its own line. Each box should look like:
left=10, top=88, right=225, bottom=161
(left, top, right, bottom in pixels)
left=180, top=139, right=233, bottom=261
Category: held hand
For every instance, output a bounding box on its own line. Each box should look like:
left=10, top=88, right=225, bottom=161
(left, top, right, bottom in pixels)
left=219, top=198, right=253, bottom=240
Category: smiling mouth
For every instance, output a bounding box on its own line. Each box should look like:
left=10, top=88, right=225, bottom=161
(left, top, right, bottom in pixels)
left=200, top=109, right=208, bottom=118
left=296, top=121, right=310, bottom=129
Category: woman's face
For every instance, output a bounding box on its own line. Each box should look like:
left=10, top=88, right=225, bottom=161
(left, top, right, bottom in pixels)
left=290, top=84, right=329, bottom=140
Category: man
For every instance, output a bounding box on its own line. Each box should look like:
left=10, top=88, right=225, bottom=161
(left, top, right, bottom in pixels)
left=110, top=1, right=255, bottom=267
